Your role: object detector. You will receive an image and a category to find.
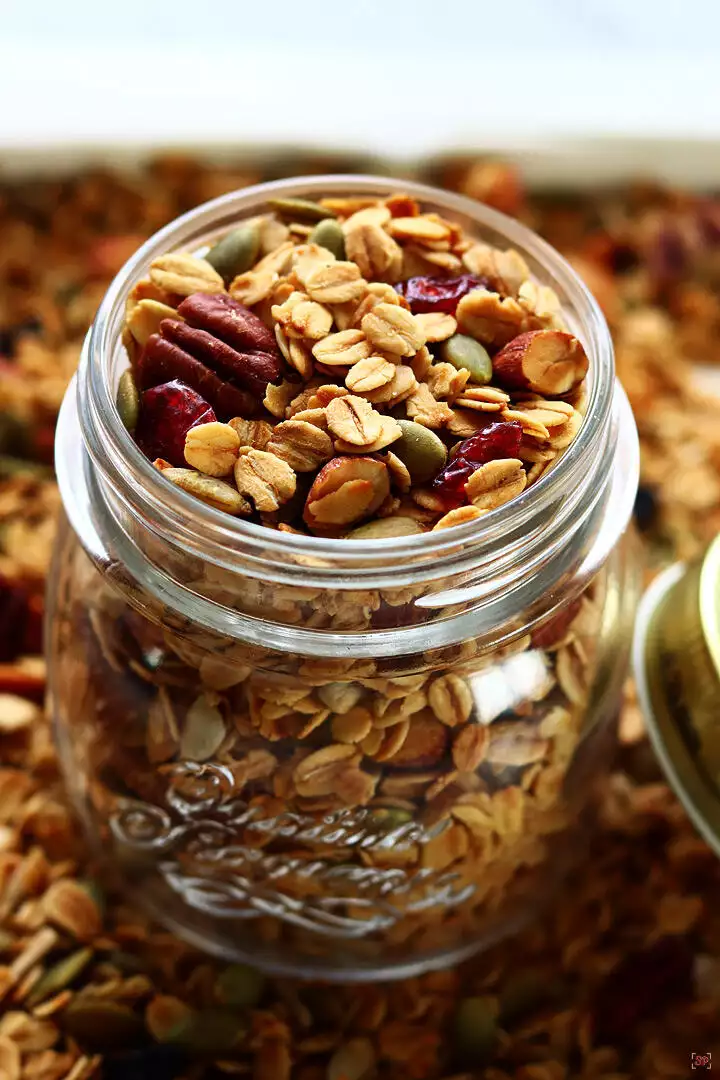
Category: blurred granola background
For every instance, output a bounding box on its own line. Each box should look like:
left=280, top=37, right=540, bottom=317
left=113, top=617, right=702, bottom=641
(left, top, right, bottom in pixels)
left=0, top=152, right=719, bottom=1079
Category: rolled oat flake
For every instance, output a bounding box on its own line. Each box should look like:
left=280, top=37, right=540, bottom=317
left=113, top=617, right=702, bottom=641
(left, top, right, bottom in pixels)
left=634, top=534, right=720, bottom=855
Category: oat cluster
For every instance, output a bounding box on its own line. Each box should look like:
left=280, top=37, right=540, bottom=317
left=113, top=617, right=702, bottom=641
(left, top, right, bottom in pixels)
left=120, top=193, right=589, bottom=536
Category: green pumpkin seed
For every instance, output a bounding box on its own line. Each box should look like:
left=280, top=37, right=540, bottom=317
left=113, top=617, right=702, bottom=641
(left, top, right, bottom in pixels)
left=62, top=998, right=144, bottom=1050
left=183, top=1008, right=246, bottom=1052
left=215, top=963, right=266, bottom=1009
left=453, top=996, right=498, bottom=1064
left=146, top=995, right=195, bottom=1043
left=371, top=807, right=413, bottom=830
left=116, top=369, right=140, bottom=433
left=204, top=225, right=260, bottom=284
left=268, top=197, right=336, bottom=223
left=500, top=970, right=566, bottom=1024
left=346, top=516, right=424, bottom=540
left=391, top=420, right=447, bottom=484
left=26, top=947, right=94, bottom=1006
left=308, top=218, right=346, bottom=259
left=440, top=333, right=493, bottom=384
left=328, top=1035, right=376, bottom=1080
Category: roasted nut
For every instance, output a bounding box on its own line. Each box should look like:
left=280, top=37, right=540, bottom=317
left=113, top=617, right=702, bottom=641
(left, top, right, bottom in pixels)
left=184, top=421, right=241, bottom=476
left=361, top=304, right=426, bottom=357
left=492, top=329, right=589, bottom=395
left=267, top=419, right=335, bottom=472
left=465, top=458, right=527, bottom=510
left=304, top=457, right=390, bottom=531
left=326, top=395, right=383, bottom=447
left=234, top=449, right=297, bottom=511
left=161, top=468, right=252, bottom=514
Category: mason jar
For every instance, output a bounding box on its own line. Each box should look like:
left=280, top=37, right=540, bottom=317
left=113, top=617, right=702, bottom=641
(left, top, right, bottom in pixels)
left=46, top=175, right=640, bottom=981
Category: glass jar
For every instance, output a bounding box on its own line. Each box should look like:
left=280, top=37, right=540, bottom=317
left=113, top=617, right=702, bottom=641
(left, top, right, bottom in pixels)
left=47, top=175, right=640, bottom=980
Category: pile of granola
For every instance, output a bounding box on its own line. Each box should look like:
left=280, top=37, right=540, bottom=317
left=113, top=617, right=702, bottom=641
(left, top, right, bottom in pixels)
left=1, top=156, right=719, bottom=1078
left=120, top=193, right=588, bottom=536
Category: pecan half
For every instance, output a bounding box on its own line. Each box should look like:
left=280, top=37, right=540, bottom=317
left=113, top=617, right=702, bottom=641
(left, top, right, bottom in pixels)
left=138, top=293, right=285, bottom=418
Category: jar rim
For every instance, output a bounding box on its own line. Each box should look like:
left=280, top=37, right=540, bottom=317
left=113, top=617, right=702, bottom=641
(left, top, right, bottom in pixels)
left=75, top=173, right=615, bottom=576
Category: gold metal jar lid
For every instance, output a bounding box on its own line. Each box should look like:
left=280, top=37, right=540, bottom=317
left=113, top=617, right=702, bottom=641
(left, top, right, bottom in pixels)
left=634, top=534, right=720, bottom=856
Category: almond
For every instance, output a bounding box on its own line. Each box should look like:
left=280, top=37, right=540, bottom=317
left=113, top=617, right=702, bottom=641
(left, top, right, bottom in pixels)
left=492, top=329, right=589, bottom=395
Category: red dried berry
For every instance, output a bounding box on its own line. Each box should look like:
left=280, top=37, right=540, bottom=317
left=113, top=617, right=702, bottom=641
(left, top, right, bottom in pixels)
left=134, top=380, right=216, bottom=467
left=396, top=274, right=487, bottom=315
left=431, top=420, right=523, bottom=508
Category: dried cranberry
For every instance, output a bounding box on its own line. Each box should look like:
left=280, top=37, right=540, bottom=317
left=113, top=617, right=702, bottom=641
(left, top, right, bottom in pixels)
left=431, top=420, right=523, bottom=508
left=396, top=274, right=487, bottom=315
left=592, top=937, right=694, bottom=1044
left=134, top=380, right=216, bottom=467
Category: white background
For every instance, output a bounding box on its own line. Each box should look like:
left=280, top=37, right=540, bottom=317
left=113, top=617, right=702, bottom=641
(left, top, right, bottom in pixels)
left=1, top=0, right=719, bottom=169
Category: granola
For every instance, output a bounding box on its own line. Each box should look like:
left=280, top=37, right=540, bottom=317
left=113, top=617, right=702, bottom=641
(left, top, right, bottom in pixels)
left=119, top=192, right=589, bottom=536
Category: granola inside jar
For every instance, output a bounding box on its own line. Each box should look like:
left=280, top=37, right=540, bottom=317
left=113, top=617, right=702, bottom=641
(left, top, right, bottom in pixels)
left=47, top=176, right=640, bottom=979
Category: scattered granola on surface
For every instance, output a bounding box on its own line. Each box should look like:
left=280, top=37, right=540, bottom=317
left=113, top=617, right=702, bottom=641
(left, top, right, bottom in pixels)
left=120, top=193, right=589, bottom=535
left=0, top=155, right=720, bottom=1079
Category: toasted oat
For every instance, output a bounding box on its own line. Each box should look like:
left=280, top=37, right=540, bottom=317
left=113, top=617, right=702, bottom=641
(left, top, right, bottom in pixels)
left=346, top=356, right=396, bottom=393
left=184, top=421, right=241, bottom=477
left=405, top=383, right=454, bottom=429
left=428, top=674, right=473, bottom=726
left=312, top=329, right=372, bottom=367
left=414, top=312, right=457, bottom=342
left=326, top=395, right=383, bottom=447
left=456, top=287, right=528, bottom=346
left=127, top=299, right=179, bottom=346
left=465, top=458, right=527, bottom=510
left=344, top=221, right=403, bottom=283
left=149, top=252, right=225, bottom=296
left=305, top=261, right=367, bottom=304
left=228, top=266, right=278, bottom=306
left=161, top=468, right=252, bottom=514
left=361, top=304, right=426, bottom=357
left=433, top=505, right=489, bottom=529
left=267, top=419, right=334, bottom=472
left=275, top=325, right=314, bottom=378
left=228, top=416, right=274, bottom=450
left=234, top=449, right=297, bottom=511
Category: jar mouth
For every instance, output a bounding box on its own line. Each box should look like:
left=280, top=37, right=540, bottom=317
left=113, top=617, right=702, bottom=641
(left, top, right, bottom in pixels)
left=77, top=173, right=615, bottom=573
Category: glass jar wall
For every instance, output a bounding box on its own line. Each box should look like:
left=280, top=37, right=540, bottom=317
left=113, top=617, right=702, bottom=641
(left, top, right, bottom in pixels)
left=47, top=176, right=640, bottom=980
